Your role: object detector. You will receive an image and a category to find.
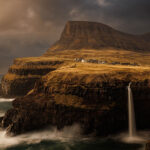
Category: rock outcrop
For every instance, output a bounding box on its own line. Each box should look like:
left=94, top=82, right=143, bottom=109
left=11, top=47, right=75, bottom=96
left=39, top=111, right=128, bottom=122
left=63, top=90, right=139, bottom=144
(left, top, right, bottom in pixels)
left=1, top=63, right=150, bottom=135
left=46, top=21, right=150, bottom=52
left=1, top=57, right=64, bottom=97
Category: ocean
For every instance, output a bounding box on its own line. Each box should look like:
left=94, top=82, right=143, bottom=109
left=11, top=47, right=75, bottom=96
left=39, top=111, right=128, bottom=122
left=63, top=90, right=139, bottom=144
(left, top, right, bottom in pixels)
left=0, top=98, right=147, bottom=150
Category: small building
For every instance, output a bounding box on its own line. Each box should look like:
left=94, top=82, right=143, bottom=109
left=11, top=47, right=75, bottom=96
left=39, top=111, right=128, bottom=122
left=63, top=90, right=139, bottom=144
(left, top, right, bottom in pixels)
left=74, top=58, right=83, bottom=62
left=81, top=59, right=86, bottom=63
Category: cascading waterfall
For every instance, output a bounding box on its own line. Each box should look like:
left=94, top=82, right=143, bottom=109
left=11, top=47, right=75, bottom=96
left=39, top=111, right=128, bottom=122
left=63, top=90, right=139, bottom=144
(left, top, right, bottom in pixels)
left=127, top=82, right=137, bottom=137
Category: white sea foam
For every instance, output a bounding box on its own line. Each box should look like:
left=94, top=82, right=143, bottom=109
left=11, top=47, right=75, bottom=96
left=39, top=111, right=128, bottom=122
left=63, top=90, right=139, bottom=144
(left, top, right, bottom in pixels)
left=0, top=98, right=13, bottom=117
left=112, top=131, right=150, bottom=144
left=0, top=124, right=86, bottom=149
left=0, top=112, right=4, bottom=117
left=0, top=98, right=14, bottom=102
left=0, top=130, right=19, bottom=148
left=0, top=126, right=149, bottom=149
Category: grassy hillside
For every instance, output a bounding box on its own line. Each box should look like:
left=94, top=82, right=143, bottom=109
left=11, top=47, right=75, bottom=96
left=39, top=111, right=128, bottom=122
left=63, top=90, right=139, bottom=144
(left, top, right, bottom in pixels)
left=44, top=62, right=150, bottom=83
left=45, top=49, right=150, bottom=66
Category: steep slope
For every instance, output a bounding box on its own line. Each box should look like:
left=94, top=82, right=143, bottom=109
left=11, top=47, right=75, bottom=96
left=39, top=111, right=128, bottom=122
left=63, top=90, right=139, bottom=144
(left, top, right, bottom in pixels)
left=1, top=57, right=65, bottom=96
left=1, top=63, right=150, bottom=135
left=46, top=21, right=150, bottom=53
left=2, top=21, right=150, bottom=97
left=3, top=48, right=150, bottom=97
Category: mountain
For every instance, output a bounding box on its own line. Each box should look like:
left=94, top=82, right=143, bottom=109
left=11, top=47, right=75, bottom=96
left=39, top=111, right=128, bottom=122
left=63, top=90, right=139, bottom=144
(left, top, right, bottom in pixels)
left=46, top=21, right=150, bottom=53
left=1, top=21, right=150, bottom=97
left=1, top=21, right=150, bottom=136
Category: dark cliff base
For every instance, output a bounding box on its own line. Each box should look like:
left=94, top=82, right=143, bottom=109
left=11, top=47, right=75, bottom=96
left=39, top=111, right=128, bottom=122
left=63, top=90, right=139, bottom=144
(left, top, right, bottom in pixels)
left=1, top=71, right=150, bottom=136
left=1, top=94, right=128, bottom=136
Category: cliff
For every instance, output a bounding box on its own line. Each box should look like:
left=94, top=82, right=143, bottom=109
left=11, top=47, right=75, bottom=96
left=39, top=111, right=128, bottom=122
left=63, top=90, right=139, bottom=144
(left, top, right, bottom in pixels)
left=1, top=57, right=64, bottom=97
left=3, top=48, right=150, bottom=97
left=2, top=21, right=150, bottom=97
left=1, top=63, right=150, bottom=135
left=46, top=21, right=150, bottom=52
left=1, top=21, right=150, bottom=136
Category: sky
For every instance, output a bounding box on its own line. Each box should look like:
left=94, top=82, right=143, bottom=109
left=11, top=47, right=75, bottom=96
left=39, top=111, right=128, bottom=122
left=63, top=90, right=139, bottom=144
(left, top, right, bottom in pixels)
left=0, top=0, right=150, bottom=73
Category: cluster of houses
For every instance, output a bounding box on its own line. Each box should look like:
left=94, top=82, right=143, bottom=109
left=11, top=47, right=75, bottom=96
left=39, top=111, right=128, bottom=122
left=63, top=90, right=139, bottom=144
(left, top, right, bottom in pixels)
left=74, top=58, right=107, bottom=64
left=74, top=58, right=139, bottom=66
left=110, top=62, right=139, bottom=66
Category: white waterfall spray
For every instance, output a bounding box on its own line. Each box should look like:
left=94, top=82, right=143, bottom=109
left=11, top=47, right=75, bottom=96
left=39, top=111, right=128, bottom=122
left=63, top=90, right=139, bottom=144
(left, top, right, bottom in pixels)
left=128, top=82, right=136, bottom=137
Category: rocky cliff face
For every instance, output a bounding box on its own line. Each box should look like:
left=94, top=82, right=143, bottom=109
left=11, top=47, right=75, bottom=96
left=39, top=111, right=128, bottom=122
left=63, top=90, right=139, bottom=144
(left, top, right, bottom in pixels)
left=1, top=64, right=150, bottom=135
left=1, top=57, right=64, bottom=97
left=1, top=95, right=127, bottom=136
left=46, top=21, right=150, bottom=52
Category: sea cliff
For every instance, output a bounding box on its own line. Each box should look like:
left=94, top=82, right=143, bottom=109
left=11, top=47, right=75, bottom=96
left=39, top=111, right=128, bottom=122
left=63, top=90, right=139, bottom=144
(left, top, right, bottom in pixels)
left=1, top=21, right=150, bottom=136
left=1, top=57, right=64, bottom=97
left=1, top=63, right=150, bottom=135
left=2, top=21, right=150, bottom=97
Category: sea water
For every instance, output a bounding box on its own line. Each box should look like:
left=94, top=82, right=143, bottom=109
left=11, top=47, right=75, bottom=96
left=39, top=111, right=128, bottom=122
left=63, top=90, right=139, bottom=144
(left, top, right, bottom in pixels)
left=0, top=98, right=147, bottom=150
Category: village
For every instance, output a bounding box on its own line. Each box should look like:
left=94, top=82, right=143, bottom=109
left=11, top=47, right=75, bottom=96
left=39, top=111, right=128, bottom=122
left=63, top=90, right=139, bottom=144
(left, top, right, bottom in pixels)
left=74, top=58, right=140, bottom=66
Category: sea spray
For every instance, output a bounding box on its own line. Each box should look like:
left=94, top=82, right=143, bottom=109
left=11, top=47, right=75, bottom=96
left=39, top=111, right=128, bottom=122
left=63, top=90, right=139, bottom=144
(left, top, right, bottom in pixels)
left=0, top=98, right=14, bottom=102
left=0, top=130, right=19, bottom=148
left=0, top=98, right=14, bottom=117
left=115, top=83, right=148, bottom=143
left=0, top=124, right=86, bottom=149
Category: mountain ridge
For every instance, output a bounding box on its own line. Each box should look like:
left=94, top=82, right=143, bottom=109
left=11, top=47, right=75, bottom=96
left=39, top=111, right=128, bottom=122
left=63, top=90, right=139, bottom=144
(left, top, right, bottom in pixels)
left=46, top=21, right=150, bottom=53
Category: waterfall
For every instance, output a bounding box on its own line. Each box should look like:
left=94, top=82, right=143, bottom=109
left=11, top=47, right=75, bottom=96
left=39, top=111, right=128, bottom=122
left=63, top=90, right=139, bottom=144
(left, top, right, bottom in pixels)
left=128, top=82, right=136, bottom=137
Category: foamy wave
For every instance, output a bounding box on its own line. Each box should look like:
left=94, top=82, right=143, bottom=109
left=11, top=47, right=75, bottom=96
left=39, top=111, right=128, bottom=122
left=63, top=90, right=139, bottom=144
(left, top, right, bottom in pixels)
left=0, top=124, right=87, bottom=149
left=0, top=130, right=21, bottom=148
left=0, top=98, right=14, bottom=102
left=0, top=112, right=4, bottom=117
left=111, top=131, right=150, bottom=144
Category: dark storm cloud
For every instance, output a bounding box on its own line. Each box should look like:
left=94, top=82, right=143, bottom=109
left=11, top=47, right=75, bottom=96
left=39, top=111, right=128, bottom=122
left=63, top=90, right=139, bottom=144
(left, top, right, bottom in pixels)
left=97, top=0, right=150, bottom=33
left=0, top=0, right=149, bottom=73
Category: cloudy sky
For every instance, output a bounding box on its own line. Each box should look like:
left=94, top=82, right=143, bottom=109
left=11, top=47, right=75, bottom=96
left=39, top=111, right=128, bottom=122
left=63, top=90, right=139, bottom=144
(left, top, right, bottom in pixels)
left=0, top=0, right=150, bottom=73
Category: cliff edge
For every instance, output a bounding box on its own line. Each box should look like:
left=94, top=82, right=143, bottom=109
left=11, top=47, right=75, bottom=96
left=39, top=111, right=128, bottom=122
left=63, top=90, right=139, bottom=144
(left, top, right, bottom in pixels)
left=1, top=57, right=65, bottom=97
left=1, top=63, right=150, bottom=135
